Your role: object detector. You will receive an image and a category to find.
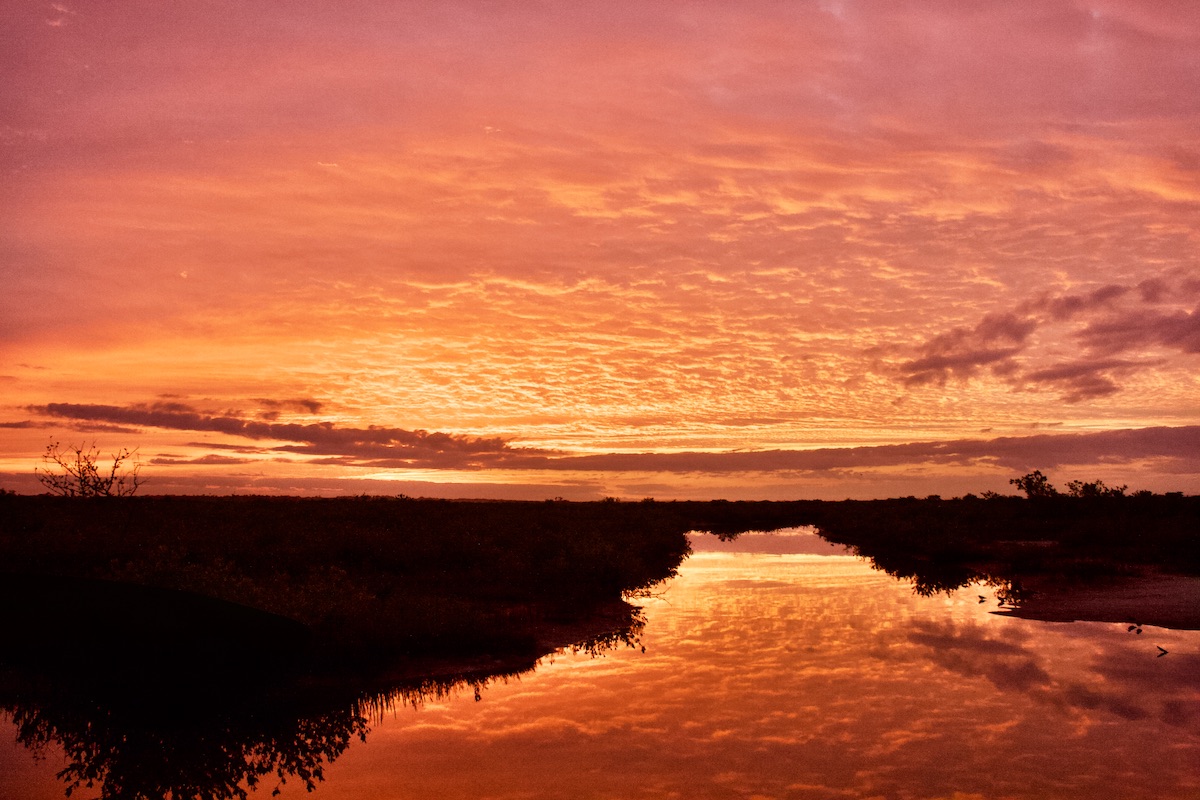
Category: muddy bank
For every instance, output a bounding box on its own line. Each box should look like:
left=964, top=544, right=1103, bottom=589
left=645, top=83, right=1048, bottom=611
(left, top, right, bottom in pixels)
left=995, top=573, right=1200, bottom=631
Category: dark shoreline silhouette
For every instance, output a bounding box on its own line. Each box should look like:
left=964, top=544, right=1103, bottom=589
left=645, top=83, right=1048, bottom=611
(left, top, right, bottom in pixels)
left=3, top=492, right=1198, bottom=644
left=0, top=495, right=693, bottom=667
left=4, top=491, right=1198, bottom=646
left=805, top=493, right=1200, bottom=630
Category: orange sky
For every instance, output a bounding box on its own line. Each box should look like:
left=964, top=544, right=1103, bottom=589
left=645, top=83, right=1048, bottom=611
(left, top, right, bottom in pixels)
left=2, top=1, right=1198, bottom=498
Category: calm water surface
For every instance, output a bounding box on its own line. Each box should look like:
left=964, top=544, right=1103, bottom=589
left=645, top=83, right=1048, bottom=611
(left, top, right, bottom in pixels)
left=5, top=529, right=1199, bottom=799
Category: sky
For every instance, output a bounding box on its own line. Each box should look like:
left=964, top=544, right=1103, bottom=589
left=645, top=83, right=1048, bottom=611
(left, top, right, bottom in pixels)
left=2, top=0, right=1198, bottom=499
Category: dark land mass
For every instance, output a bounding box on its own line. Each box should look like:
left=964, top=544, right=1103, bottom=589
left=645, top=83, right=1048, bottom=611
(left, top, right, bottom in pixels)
left=0, top=495, right=692, bottom=675
left=797, top=492, right=1200, bottom=631
left=1, top=495, right=678, bottom=799
left=2, top=491, right=1197, bottom=799
left=3, top=492, right=1199, bottom=666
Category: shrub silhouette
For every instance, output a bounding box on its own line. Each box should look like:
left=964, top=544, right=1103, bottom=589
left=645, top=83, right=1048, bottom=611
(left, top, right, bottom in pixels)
left=1065, top=479, right=1127, bottom=498
left=35, top=441, right=143, bottom=497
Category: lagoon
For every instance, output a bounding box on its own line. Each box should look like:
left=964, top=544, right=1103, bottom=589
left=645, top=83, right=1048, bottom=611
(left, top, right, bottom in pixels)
left=4, top=528, right=1198, bottom=799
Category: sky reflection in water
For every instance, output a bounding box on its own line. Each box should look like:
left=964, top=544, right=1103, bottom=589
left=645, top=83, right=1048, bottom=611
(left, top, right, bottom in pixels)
left=7, top=530, right=1200, bottom=799
left=299, top=530, right=1200, bottom=799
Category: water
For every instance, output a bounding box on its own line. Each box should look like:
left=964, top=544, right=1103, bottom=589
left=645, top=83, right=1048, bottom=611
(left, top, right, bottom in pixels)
left=4, top=529, right=1199, bottom=799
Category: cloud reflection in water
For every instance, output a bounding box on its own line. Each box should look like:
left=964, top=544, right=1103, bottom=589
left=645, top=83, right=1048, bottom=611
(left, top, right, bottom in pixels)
left=3, top=529, right=1196, bottom=799
left=312, top=530, right=1199, bottom=799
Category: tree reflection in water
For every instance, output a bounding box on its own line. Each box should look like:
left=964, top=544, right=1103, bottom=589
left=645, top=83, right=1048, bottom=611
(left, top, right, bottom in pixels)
left=713, top=526, right=1030, bottom=606
left=1, top=605, right=647, bottom=800
left=7, top=681, right=368, bottom=800
left=847, top=545, right=1029, bottom=606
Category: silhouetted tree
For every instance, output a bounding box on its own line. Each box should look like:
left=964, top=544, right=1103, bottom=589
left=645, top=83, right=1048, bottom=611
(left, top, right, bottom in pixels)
left=1010, top=470, right=1058, bottom=498
left=35, top=441, right=142, bottom=497
left=1066, top=479, right=1127, bottom=498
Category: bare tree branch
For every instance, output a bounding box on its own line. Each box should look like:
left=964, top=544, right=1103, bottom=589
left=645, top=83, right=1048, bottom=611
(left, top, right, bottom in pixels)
left=35, top=441, right=143, bottom=497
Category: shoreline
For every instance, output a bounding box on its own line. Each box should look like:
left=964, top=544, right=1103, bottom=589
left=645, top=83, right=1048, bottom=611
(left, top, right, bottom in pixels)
left=995, top=572, right=1200, bottom=631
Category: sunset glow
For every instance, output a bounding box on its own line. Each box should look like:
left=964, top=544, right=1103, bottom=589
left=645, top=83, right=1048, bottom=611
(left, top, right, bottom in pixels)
left=3, top=1, right=1199, bottom=498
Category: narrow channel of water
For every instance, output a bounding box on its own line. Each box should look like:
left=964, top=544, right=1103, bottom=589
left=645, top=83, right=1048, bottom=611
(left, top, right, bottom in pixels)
left=4, top=528, right=1198, bottom=799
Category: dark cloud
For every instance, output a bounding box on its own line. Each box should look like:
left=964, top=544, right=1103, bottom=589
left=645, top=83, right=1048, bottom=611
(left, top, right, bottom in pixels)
left=1137, top=278, right=1170, bottom=303
left=1075, top=305, right=1200, bottom=356
left=27, top=402, right=1200, bottom=476
left=251, top=397, right=324, bottom=420
left=148, top=454, right=257, bottom=466
left=31, top=402, right=521, bottom=469
left=527, top=426, right=1200, bottom=474
left=899, top=276, right=1200, bottom=400
left=0, top=419, right=140, bottom=434
left=902, top=346, right=1025, bottom=386
left=1022, top=358, right=1156, bottom=402
left=184, top=441, right=273, bottom=454
left=900, top=312, right=1036, bottom=386
left=1039, top=284, right=1130, bottom=321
